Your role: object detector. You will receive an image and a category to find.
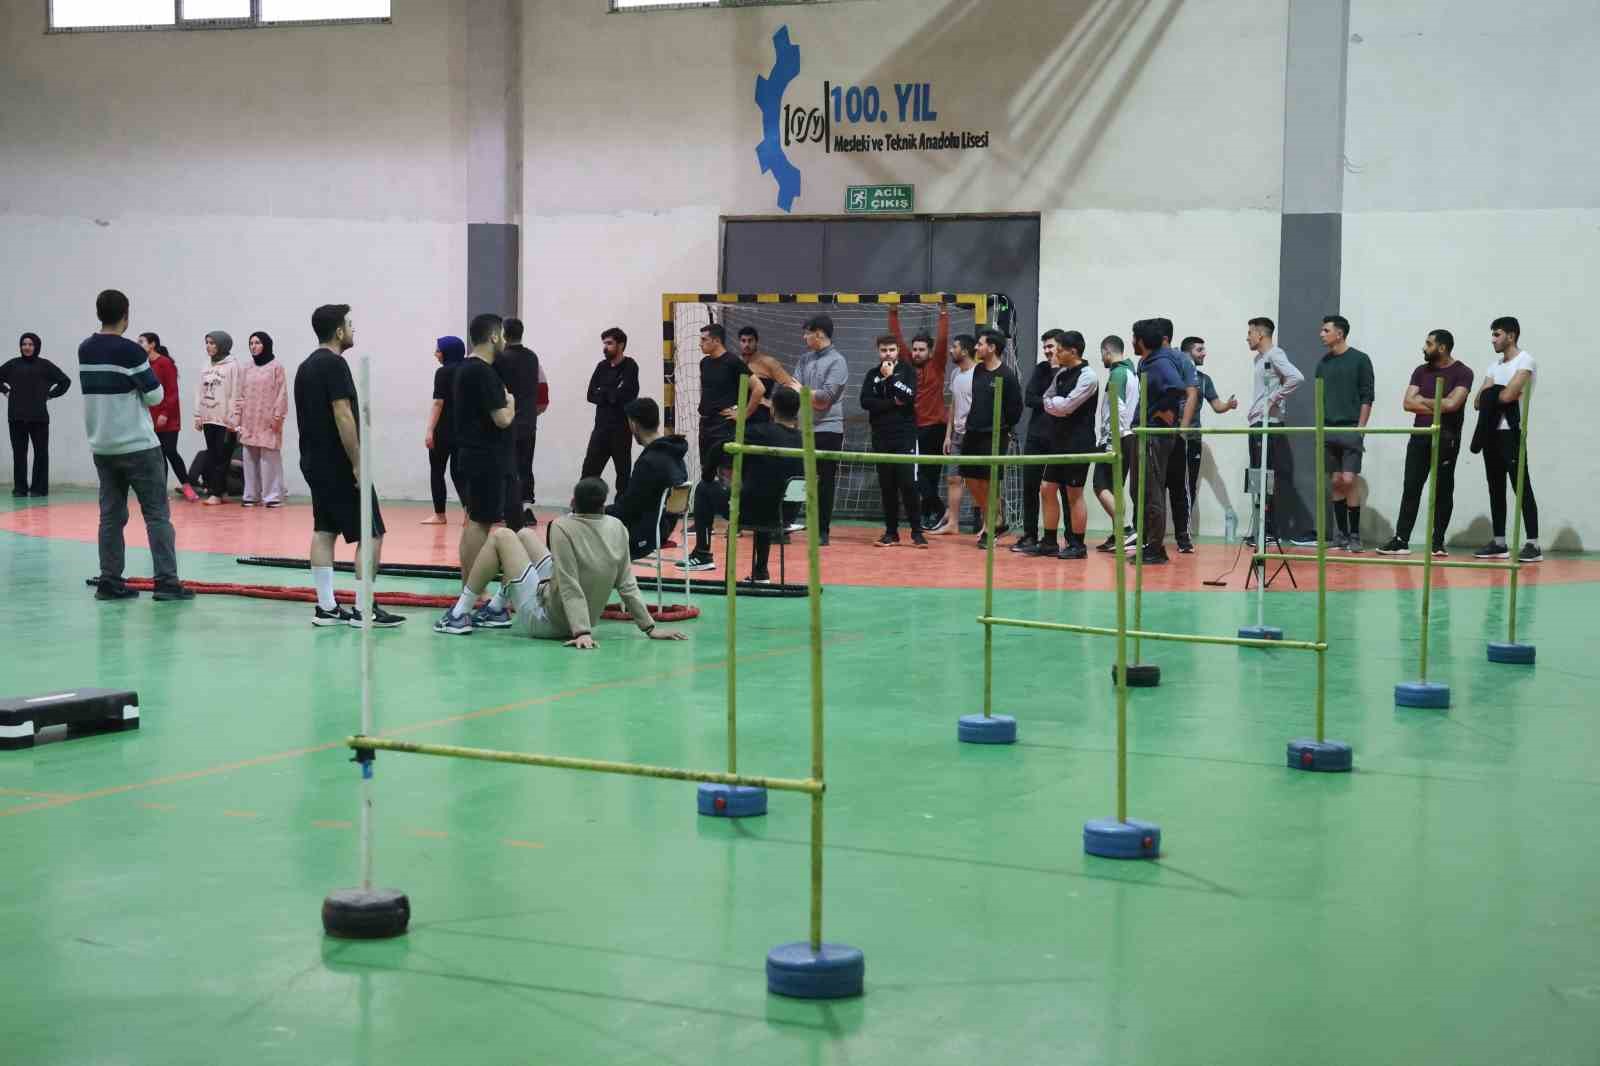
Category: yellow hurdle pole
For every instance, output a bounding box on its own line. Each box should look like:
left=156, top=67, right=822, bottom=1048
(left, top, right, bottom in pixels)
left=724, top=375, right=750, bottom=775
left=1418, top=377, right=1443, bottom=682
left=1506, top=383, right=1534, bottom=645
left=800, top=387, right=826, bottom=952
left=1315, top=378, right=1328, bottom=743
left=346, top=737, right=823, bottom=794
left=979, top=616, right=1326, bottom=652
left=1109, top=388, right=1128, bottom=823
left=1133, top=375, right=1150, bottom=663
left=982, top=377, right=1003, bottom=719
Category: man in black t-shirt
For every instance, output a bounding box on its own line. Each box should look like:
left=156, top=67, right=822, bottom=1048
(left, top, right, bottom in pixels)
left=496, top=317, right=544, bottom=525
left=696, top=323, right=764, bottom=484
left=581, top=327, right=640, bottom=500
left=293, top=303, right=403, bottom=628
left=453, top=313, right=516, bottom=612
left=1377, top=329, right=1474, bottom=557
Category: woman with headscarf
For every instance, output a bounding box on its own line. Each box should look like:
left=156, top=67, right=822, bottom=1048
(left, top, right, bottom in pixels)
left=422, top=335, right=467, bottom=524
left=0, top=332, right=72, bottom=497
left=138, top=332, right=199, bottom=501
left=238, top=331, right=289, bottom=508
left=192, top=330, right=243, bottom=505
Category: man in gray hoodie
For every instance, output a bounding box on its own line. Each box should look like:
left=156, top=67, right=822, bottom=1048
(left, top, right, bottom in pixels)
left=792, top=314, right=849, bottom=545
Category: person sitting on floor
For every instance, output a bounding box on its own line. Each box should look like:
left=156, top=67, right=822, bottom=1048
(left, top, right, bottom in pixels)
left=678, top=386, right=804, bottom=583
left=434, top=476, right=688, bottom=648
left=605, top=397, right=689, bottom=560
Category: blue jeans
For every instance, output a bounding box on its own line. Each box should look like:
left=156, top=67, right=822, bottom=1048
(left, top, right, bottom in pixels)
left=94, top=446, right=178, bottom=586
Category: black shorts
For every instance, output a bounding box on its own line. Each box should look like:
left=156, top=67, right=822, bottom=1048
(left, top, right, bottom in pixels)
left=700, top=421, right=734, bottom=471
left=1324, top=430, right=1364, bottom=474
left=1093, top=435, right=1136, bottom=493
left=959, top=430, right=1000, bottom=480
left=458, top=450, right=510, bottom=525
left=1043, top=462, right=1089, bottom=488
left=304, top=467, right=386, bottom=544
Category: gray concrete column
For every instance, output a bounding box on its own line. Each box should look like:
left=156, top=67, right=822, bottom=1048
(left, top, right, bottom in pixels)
left=1275, top=0, right=1350, bottom=537
left=466, top=0, right=522, bottom=319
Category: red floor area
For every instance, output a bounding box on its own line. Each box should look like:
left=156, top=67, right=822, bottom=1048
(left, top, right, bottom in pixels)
left=6, top=497, right=1598, bottom=592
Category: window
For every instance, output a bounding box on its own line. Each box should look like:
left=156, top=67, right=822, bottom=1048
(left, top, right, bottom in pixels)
left=47, top=0, right=391, bottom=32
left=611, top=0, right=837, bottom=10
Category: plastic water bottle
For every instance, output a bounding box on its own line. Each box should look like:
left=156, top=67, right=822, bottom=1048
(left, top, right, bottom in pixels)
left=1224, top=507, right=1238, bottom=544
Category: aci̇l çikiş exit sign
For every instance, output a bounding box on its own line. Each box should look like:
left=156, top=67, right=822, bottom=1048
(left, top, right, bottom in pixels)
left=845, top=184, right=914, bottom=214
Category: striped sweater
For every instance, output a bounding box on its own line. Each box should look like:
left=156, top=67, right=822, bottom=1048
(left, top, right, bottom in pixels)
left=78, top=333, right=162, bottom=455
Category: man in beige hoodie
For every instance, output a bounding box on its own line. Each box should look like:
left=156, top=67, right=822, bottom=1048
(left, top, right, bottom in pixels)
left=434, top=476, right=688, bottom=648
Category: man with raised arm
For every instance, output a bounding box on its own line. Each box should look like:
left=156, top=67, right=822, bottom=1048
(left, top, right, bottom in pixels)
left=887, top=301, right=951, bottom=530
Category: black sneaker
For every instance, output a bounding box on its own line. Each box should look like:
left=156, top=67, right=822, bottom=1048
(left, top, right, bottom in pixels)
left=1377, top=538, right=1411, bottom=556
left=1344, top=537, right=1365, bottom=554
left=1473, top=542, right=1509, bottom=560
left=910, top=531, right=929, bottom=549
left=1518, top=542, right=1542, bottom=564
left=1129, top=547, right=1169, bottom=565
left=1009, top=535, right=1038, bottom=554
left=1289, top=534, right=1320, bottom=548
left=676, top=553, right=716, bottom=571
left=817, top=533, right=830, bottom=547
left=347, top=607, right=406, bottom=629
left=152, top=582, right=195, bottom=601
left=874, top=533, right=900, bottom=548
left=1096, top=533, right=1118, bottom=553
left=749, top=568, right=773, bottom=584
left=94, top=581, right=139, bottom=601
left=313, top=605, right=353, bottom=627
left=1431, top=545, right=1449, bottom=558
left=1176, top=538, right=1195, bottom=554
left=523, top=507, right=539, bottom=528
left=1057, top=542, right=1088, bottom=560
left=975, top=532, right=991, bottom=550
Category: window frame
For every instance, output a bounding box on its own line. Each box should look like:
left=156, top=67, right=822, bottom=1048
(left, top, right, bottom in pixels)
left=45, top=0, right=392, bottom=34
left=609, top=0, right=842, bottom=13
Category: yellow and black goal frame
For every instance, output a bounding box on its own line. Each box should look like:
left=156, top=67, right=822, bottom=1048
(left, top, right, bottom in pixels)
left=660, top=291, right=990, bottom=439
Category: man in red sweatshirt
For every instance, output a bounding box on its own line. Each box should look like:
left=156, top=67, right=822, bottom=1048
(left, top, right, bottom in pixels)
left=887, top=301, right=951, bottom=531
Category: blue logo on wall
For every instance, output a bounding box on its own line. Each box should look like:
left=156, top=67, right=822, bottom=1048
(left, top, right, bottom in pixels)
left=755, top=26, right=802, bottom=212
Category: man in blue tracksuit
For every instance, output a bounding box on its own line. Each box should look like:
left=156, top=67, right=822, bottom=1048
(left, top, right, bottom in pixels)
left=1128, top=318, right=1186, bottom=564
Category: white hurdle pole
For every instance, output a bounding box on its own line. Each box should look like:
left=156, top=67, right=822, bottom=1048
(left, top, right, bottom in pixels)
left=357, top=352, right=376, bottom=893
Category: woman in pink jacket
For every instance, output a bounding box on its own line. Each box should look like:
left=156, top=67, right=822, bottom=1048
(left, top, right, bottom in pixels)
left=238, top=331, right=289, bottom=507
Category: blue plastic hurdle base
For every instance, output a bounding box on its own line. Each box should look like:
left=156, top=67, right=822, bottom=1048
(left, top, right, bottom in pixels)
left=766, top=941, right=865, bottom=999
left=1287, top=738, right=1353, bottom=773
left=1237, top=625, right=1283, bottom=641
left=1394, top=681, right=1451, bottom=709
left=1108, top=664, right=1162, bottom=687
left=957, top=714, right=1017, bottom=745
left=697, top=783, right=768, bottom=818
left=1487, top=642, right=1536, bottom=665
left=1083, top=818, right=1161, bottom=860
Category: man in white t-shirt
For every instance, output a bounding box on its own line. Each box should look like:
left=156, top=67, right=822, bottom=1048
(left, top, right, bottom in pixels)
left=929, top=334, right=977, bottom=534
left=1472, top=316, right=1540, bottom=562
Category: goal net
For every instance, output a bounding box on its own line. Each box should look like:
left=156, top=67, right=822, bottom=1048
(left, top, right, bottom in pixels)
left=664, top=295, right=1026, bottom=528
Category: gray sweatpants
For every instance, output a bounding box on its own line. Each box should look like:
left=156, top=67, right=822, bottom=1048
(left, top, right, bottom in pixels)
left=94, top=445, right=178, bottom=586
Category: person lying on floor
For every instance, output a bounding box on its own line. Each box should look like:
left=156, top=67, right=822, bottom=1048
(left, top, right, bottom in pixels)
left=433, top=476, right=688, bottom=649
left=678, top=386, right=804, bottom=583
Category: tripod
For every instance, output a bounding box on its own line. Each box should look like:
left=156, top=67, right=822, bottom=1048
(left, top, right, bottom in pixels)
left=1243, top=465, right=1297, bottom=591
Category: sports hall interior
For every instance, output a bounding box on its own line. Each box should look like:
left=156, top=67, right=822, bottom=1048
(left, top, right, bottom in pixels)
left=2, top=2, right=1597, bottom=1064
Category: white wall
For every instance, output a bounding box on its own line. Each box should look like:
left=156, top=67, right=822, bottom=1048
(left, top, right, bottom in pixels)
left=522, top=0, right=1288, bottom=532
left=0, top=0, right=468, bottom=500
left=1342, top=0, right=1600, bottom=548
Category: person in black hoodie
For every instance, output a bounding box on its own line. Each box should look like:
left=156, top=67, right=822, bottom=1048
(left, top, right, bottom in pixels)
left=1012, top=333, right=1066, bottom=553
left=1, top=333, right=72, bottom=497
left=496, top=317, right=545, bottom=525
left=606, top=397, right=689, bottom=560
left=680, top=386, right=803, bottom=582
left=580, top=327, right=640, bottom=500
left=960, top=328, right=1024, bottom=549
left=861, top=334, right=927, bottom=548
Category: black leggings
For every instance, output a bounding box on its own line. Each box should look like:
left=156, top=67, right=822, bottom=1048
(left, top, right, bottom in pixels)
left=156, top=431, right=190, bottom=486
left=875, top=454, right=921, bottom=535
left=1483, top=429, right=1538, bottom=540
left=429, top=444, right=464, bottom=514
left=201, top=424, right=236, bottom=499
left=9, top=420, right=49, bottom=494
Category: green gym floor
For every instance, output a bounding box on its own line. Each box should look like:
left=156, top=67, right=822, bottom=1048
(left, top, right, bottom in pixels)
left=3, top=492, right=1599, bottom=1066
